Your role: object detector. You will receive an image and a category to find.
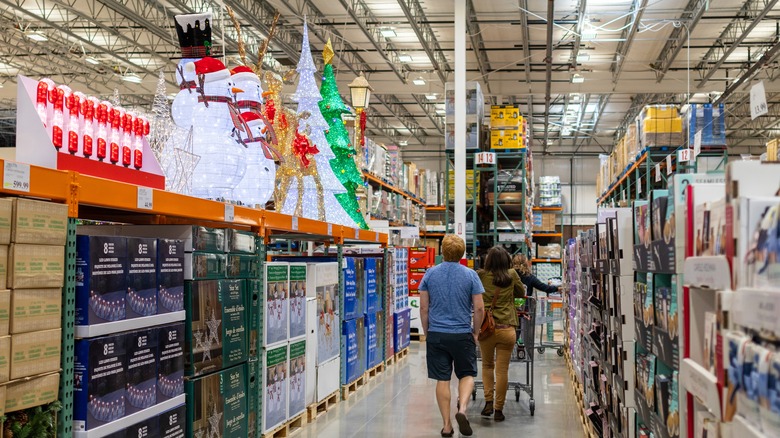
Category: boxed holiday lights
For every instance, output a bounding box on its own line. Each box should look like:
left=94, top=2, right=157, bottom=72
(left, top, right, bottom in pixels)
left=0, top=245, right=7, bottom=290
left=121, top=415, right=159, bottom=438
left=4, top=371, right=58, bottom=414
left=8, top=244, right=65, bottom=289
left=127, top=237, right=157, bottom=318
left=288, top=264, right=307, bottom=341
left=76, top=235, right=127, bottom=325
left=185, top=279, right=248, bottom=376
left=157, top=323, right=184, bottom=402
left=185, top=252, right=227, bottom=280
left=10, top=198, right=68, bottom=245
left=226, top=229, right=257, bottom=254
left=125, top=328, right=158, bottom=415
left=341, top=318, right=360, bottom=385
left=394, top=308, right=411, bottom=352
left=186, top=362, right=248, bottom=438
left=0, top=289, right=8, bottom=336
left=10, top=328, right=61, bottom=379
left=74, top=334, right=127, bottom=430
left=0, top=335, right=8, bottom=383
left=288, top=340, right=306, bottom=418
left=226, top=253, right=260, bottom=279
left=77, top=224, right=226, bottom=253
left=0, top=199, right=12, bottom=245
left=365, top=312, right=379, bottom=369
left=364, top=258, right=380, bottom=313
left=247, top=279, right=262, bottom=357
left=262, top=344, right=288, bottom=434
left=159, top=404, right=186, bottom=438
left=343, top=258, right=360, bottom=320
left=309, top=263, right=339, bottom=364
left=247, top=358, right=259, bottom=437
left=157, top=239, right=184, bottom=314
left=264, top=262, right=289, bottom=347
left=9, top=288, right=60, bottom=333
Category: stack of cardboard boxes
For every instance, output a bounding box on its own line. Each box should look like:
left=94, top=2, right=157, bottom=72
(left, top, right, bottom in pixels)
left=490, top=105, right=525, bottom=150
left=304, top=263, right=340, bottom=408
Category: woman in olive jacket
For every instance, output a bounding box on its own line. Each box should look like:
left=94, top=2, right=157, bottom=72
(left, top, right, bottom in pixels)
left=477, top=246, right=526, bottom=421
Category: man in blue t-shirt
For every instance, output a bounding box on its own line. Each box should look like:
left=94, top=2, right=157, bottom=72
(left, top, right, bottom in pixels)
left=419, top=234, right=485, bottom=437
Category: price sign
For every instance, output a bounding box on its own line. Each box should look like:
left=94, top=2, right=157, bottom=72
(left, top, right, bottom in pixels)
left=751, top=80, right=768, bottom=120
left=694, top=130, right=702, bottom=158
left=3, top=161, right=30, bottom=193
left=355, top=228, right=360, bottom=239
left=137, top=187, right=153, bottom=209
left=666, top=154, right=673, bottom=175
left=375, top=231, right=380, bottom=241
left=327, top=223, right=332, bottom=235
left=637, top=176, right=642, bottom=196
left=291, top=216, right=298, bottom=231
left=224, top=204, right=235, bottom=222
left=677, top=148, right=691, bottom=163
left=475, top=152, right=496, bottom=165
left=655, top=164, right=661, bottom=182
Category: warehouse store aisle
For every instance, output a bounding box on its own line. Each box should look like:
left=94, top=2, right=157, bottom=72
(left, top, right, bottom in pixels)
left=301, top=343, right=585, bottom=437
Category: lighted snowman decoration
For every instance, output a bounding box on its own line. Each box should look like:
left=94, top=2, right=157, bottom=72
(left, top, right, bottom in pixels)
left=230, top=65, right=264, bottom=116
left=232, top=112, right=277, bottom=208
left=171, top=58, right=199, bottom=129
left=184, top=57, right=247, bottom=200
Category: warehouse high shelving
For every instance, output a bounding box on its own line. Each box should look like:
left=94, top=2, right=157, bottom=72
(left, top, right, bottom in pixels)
left=0, top=159, right=388, bottom=438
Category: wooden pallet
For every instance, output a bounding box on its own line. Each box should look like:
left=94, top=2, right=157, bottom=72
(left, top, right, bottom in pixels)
left=306, top=390, right=339, bottom=423
left=394, top=347, right=409, bottom=362
left=385, top=354, right=396, bottom=367
left=262, top=413, right=305, bottom=438
left=410, top=331, right=426, bottom=342
left=340, top=373, right=367, bottom=400
left=365, top=362, right=386, bottom=380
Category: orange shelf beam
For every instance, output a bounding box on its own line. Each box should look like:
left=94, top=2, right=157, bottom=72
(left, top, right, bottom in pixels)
left=598, top=152, right=648, bottom=205
left=533, top=233, right=562, bottom=237
left=422, top=232, right=445, bottom=237
left=363, top=172, right=425, bottom=206
left=425, top=205, right=447, bottom=211
left=532, top=206, right=563, bottom=212
left=532, top=258, right=562, bottom=263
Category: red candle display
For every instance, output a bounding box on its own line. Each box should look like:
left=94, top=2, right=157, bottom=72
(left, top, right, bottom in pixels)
left=96, top=101, right=109, bottom=161
left=109, top=107, right=122, bottom=164
left=122, top=112, right=133, bottom=167
left=81, top=97, right=97, bottom=157
left=36, top=79, right=53, bottom=127
left=66, top=91, right=81, bottom=154
left=133, top=116, right=145, bottom=169
left=50, top=85, right=67, bottom=149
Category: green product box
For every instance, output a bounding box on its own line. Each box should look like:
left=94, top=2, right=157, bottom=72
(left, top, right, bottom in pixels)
left=185, top=279, right=247, bottom=376
left=227, top=254, right=260, bottom=279
left=227, top=229, right=257, bottom=254
left=186, top=362, right=248, bottom=438
left=264, top=263, right=289, bottom=347
left=248, top=358, right=260, bottom=437
left=189, top=226, right=226, bottom=252
left=289, top=264, right=307, bottom=340
left=186, top=252, right=227, bottom=280
left=288, top=340, right=306, bottom=418
left=247, top=279, right=263, bottom=357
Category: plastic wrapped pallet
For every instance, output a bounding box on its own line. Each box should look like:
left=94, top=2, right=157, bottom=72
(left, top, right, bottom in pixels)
left=685, top=103, right=726, bottom=147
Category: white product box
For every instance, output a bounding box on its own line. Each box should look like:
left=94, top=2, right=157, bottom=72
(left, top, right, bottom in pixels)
left=409, top=296, right=422, bottom=333
left=288, top=263, right=307, bottom=341
left=264, top=262, right=289, bottom=348
left=288, top=340, right=306, bottom=418
left=308, top=263, right=339, bottom=365
left=316, top=356, right=340, bottom=403
left=305, top=298, right=317, bottom=407
left=262, top=344, right=289, bottom=434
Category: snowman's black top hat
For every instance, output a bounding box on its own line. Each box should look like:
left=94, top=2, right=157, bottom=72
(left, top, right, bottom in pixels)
left=174, top=13, right=213, bottom=58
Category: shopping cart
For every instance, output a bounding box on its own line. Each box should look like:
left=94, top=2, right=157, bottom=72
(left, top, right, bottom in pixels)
left=535, top=291, right=565, bottom=357
left=472, top=297, right=537, bottom=415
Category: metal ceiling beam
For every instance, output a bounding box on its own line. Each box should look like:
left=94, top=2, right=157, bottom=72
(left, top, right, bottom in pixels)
left=697, top=0, right=779, bottom=88
left=569, top=0, right=586, bottom=71
left=715, top=39, right=780, bottom=104
left=396, top=0, right=451, bottom=83
left=411, top=94, right=444, bottom=134
left=542, top=0, right=554, bottom=153
left=519, top=0, right=532, bottom=87
left=612, top=0, right=648, bottom=84
left=651, top=0, right=707, bottom=82
left=570, top=93, right=591, bottom=151
left=465, top=0, right=492, bottom=95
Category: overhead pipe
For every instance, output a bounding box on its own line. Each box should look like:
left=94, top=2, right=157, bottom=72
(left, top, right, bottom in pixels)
left=542, top=0, right=554, bottom=153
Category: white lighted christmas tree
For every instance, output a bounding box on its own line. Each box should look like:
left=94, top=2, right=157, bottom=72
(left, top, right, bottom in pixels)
left=283, top=21, right=357, bottom=227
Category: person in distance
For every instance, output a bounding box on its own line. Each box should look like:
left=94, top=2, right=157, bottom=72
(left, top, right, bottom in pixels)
left=512, top=253, right=563, bottom=296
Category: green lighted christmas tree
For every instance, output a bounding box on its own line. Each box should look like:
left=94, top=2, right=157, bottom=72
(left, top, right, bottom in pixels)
left=319, top=39, right=369, bottom=229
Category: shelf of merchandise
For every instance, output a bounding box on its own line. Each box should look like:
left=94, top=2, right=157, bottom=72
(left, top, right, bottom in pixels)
left=531, top=204, right=563, bottom=283
left=0, top=159, right=388, bottom=438
left=363, top=171, right=426, bottom=206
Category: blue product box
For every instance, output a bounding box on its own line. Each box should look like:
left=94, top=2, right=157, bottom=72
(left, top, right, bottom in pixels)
left=394, top=309, right=411, bottom=352
left=365, top=312, right=378, bottom=369
left=343, top=258, right=359, bottom=320
left=356, top=315, right=365, bottom=377
left=341, top=318, right=359, bottom=385
left=364, top=258, right=379, bottom=313
left=126, top=328, right=158, bottom=414
left=157, top=323, right=185, bottom=402
left=159, top=404, right=186, bottom=438
left=127, top=237, right=158, bottom=318
left=76, top=235, right=128, bottom=325
left=158, top=239, right=184, bottom=314
left=74, top=334, right=127, bottom=431
left=126, top=415, right=159, bottom=438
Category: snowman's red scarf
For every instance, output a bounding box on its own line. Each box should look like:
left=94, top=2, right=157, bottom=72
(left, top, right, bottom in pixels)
left=236, top=100, right=262, bottom=112
left=198, top=95, right=231, bottom=107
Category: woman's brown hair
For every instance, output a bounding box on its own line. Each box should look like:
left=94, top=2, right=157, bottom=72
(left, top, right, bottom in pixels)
left=512, top=254, right=531, bottom=276
left=482, top=246, right=513, bottom=288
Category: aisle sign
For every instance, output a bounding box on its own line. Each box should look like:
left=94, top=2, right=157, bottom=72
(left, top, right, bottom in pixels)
left=475, top=152, right=496, bottom=165
left=694, top=130, right=702, bottom=158
left=677, top=148, right=691, bottom=163
left=137, top=187, right=153, bottom=210
left=3, top=161, right=30, bottom=193
left=224, top=204, right=235, bottom=222
left=400, top=226, right=420, bottom=239
left=751, top=80, right=768, bottom=120
left=666, top=155, right=673, bottom=175
left=655, top=164, right=661, bottom=182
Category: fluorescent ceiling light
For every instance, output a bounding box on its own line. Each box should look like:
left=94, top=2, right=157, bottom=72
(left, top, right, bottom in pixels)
left=581, top=29, right=597, bottom=40
left=571, top=74, right=585, bottom=84
left=122, top=73, right=142, bottom=84
left=380, top=28, right=397, bottom=38
left=85, top=56, right=100, bottom=65
left=398, top=54, right=413, bottom=63
left=25, top=31, right=48, bottom=41
left=435, top=109, right=445, bottom=115
left=399, top=140, right=408, bottom=146
left=425, top=93, right=437, bottom=101
left=412, top=76, right=426, bottom=86
left=576, top=53, right=590, bottom=62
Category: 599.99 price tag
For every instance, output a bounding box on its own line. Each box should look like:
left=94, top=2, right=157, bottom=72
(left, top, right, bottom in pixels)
left=137, top=187, right=153, bottom=210
left=3, top=161, right=30, bottom=193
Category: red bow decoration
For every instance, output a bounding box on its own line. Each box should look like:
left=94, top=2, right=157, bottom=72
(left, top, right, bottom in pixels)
left=293, top=132, right=319, bottom=168
left=359, top=111, right=367, bottom=146
left=265, top=99, right=276, bottom=122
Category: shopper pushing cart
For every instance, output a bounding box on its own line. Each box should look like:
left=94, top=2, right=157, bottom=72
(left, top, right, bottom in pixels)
left=513, top=254, right=565, bottom=356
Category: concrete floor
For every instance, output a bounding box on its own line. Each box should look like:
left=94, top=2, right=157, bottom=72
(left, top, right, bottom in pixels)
left=300, top=342, right=586, bottom=437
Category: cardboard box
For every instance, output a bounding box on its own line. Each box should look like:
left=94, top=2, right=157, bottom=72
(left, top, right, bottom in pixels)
left=262, top=345, right=288, bottom=434
left=356, top=316, right=366, bottom=377
left=124, top=415, right=159, bottom=438
left=288, top=340, right=306, bottom=418
left=394, top=309, right=411, bottom=353
left=305, top=298, right=317, bottom=406
left=226, top=229, right=257, bottom=254
left=247, top=359, right=259, bottom=437
left=157, top=239, right=184, bottom=314
left=364, top=258, right=379, bottom=314
left=0, top=289, right=8, bottom=336
left=78, top=224, right=227, bottom=253
left=0, top=245, right=7, bottom=290
left=312, top=267, right=339, bottom=365
left=74, top=335, right=127, bottom=430
left=10, top=328, right=61, bottom=379
left=490, top=105, right=521, bottom=128
left=185, top=252, right=226, bottom=280
left=125, top=328, right=158, bottom=415
left=365, top=312, right=379, bottom=370
left=127, top=237, right=158, bottom=318
left=247, top=279, right=261, bottom=357
left=226, top=254, right=259, bottom=279
left=264, top=263, right=289, bottom=347
left=8, top=244, right=65, bottom=289
left=157, top=323, right=184, bottom=402
left=11, top=198, right=67, bottom=245
left=341, top=318, right=360, bottom=385
left=288, top=264, right=307, bottom=341
left=10, top=288, right=60, bottom=333
left=186, top=363, right=248, bottom=438
left=490, top=128, right=523, bottom=150
left=0, top=335, right=9, bottom=383
left=76, top=235, right=127, bottom=324
left=4, top=372, right=58, bottom=414
left=537, top=244, right=561, bottom=259
left=0, top=199, right=12, bottom=245
left=343, top=258, right=363, bottom=320
left=316, top=356, right=339, bottom=403
left=158, top=404, right=186, bottom=438
left=185, top=279, right=247, bottom=376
